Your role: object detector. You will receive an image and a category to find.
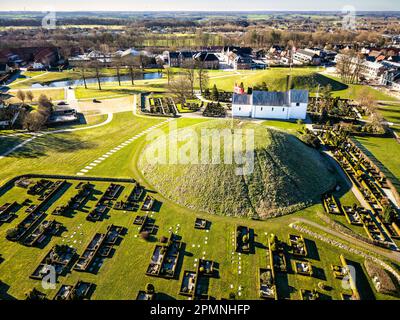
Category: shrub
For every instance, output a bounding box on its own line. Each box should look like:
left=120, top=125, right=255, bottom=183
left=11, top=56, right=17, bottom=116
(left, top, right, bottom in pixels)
left=160, top=236, right=168, bottom=243
left=140, top=231, right=150, bottom=240
left=146, top=283, right=155, bottom=294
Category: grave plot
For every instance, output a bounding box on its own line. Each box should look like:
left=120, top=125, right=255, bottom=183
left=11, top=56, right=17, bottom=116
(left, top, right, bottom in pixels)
left=6, top=209, right=46, bottom=242
left=0, top=202, right=18, bottom=225
left=102, top=183, right=124, bottom=201
left=300, top=289, right=320, bottom=300
left=30, top=244, right=77, bottom=281
left=133, top=215, right=158, bottom=235
left=146, top=233, right=182, bottom=279
left=288, top=234, right=308, bottom=257
left=141, top=195, right=155, bottom=211
left=268, top=234, right=288, bottom=273
left=194, top=218, right=210, bottom=230
left=179, top=271, right=197, bottom=297
left=342, top=205, right=367, bottom=226
left=322, top=194, right=343, bottom=215
left=259, top=268, right=277, bottom=300
left=74, top=225, right=124, bottom=273
left=74, top=233, right=107, bottom=272
left=27, top=179, right=55, bottom=196
left=179, top=260, right=215, bottom=300
left=53, top=281, right=95, bottom=300
left=235, top=226, right=254, bottom=254
left=87, top=184, right=123, bottom=222
left=136, top=290, right=155, bottom=300
left=114, top=183, right=144, bottom=211
left=293, top=260, right=313, bottom=277
left=52, top=183, right=93, bottom=216
left=197, top=259, right=218, bottom=277
left=362, top=216, right=386, bottom=242
left=331, top=255, right=360, bottom=300
left=23, top=219, right=62, bottom=247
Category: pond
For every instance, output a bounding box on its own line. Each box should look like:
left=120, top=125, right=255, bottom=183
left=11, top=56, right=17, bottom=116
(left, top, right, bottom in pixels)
left=29, top=72, right=162, bottom=88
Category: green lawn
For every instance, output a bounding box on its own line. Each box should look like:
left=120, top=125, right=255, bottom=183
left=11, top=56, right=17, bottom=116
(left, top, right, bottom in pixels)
left=354, top=136, right=400, bottom=181
left=0, top=112, right=398, bottom=300
left=376, top=103, right=400, bottom=124
left=354, top=136, right=400, bottom=194
left=7, top=88, right=65, bottom=103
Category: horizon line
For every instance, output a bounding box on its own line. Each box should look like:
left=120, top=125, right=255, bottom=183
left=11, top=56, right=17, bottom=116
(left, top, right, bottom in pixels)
left=1, top=9, right=400, bottom=13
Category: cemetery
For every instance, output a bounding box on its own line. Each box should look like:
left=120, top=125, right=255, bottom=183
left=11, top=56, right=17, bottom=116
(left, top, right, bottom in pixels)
left=320, top=129, right=399, bottom=241
left=53, top=281, right=95, bottom=300
left=30, top=244, right=77, bottom=281
left=0, top=175, right=398, bottom=300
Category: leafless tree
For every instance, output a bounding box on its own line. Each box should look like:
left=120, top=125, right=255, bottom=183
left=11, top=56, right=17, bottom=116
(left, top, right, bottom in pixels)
left=168, top=76, right=192, bottom=105
left=196, top=61, right=209, bottom=94
left=182, top=60, right=195, bottom=96
left=26, top=90, right=34, bottom=104
left=90, top=60, right=102, bottom=90
left=16, top=90, right=26, bottom=106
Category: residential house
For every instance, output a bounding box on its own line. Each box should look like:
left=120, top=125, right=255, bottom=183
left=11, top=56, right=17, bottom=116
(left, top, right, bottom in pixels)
left=335, top=54, right=385, bottom=81
left=222, top=46, right=253, bottom=70
left=232, top=89, right=308, bottom=120
left=193, top=52, right=219, bottom=69
left=179, top=51, right=195, bottom=67
left=0, top=63, right=11, bottom=75
left=167, top=51, right=180, bottom=67
left=293, top=49, right=321, bottom=66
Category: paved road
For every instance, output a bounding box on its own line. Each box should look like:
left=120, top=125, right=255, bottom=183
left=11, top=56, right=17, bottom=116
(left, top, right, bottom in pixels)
left=291, top=217, right=400, bottom=264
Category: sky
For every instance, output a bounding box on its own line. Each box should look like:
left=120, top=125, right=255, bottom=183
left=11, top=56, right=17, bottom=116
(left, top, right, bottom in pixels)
left=0, top=0, right=398, bottom=12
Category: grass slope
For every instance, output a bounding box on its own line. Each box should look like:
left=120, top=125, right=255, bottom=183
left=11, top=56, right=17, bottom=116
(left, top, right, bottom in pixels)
left=138, top=120, right=336, bottom=218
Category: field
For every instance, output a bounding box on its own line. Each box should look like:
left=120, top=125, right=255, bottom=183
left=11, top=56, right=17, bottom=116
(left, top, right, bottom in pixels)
left=0, top=111, right=398, bottom=300
left=354, top=136, right=400, bottom=192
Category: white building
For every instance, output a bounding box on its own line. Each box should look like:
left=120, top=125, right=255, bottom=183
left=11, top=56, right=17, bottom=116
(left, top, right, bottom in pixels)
left=335, top=54, right=385, bottom=80
left=293, top=49, right=321, bottom=66
left=232, top=90, right=308, bottom=120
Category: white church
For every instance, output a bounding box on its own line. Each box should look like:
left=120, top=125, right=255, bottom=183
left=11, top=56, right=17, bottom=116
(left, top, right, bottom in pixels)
left=232, top=88, right=309, bottom=120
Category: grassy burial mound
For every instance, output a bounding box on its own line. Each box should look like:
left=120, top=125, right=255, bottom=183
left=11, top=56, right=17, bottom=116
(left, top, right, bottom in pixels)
left=138, top=120, right=336, bottom=218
